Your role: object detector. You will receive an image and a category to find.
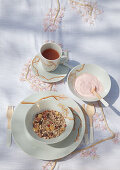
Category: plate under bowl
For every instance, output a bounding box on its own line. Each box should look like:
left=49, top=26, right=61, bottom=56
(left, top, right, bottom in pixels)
left=11, top=91, right=85, bottom=160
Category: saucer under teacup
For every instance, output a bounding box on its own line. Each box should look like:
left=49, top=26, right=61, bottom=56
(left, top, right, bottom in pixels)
left=31, top=54, right=70, bottom=83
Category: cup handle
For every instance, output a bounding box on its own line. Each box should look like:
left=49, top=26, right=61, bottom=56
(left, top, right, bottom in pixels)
left=60, top=51, right=69, bottom=64
left=60, top=51, right=73, bottom=69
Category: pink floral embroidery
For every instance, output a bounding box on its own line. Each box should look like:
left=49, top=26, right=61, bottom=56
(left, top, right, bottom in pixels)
left=93, top=112, right=107, bottom=131
left=42, top=161, right=56, bottom=170
left=19, top=60, right=56, bottom=91
left=45, top=40, right=63, bottom=48
left=80, top=147, right=98, bottom=159
left=43, top=8, right=65, bottom=32
left=69, top=0, right=103, bottom=25
left=112, top=132, right=120, bottom=144
left=100, top=125, right=107, bottom=131
left=93, top=112, right=99, bottom=122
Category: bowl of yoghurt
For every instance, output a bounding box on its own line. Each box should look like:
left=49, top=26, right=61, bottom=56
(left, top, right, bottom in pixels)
left=67, top=64, right=111, bottom=102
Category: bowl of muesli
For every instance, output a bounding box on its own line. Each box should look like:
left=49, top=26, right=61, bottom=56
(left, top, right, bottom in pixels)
left=25, top=98, right=74, bottom=144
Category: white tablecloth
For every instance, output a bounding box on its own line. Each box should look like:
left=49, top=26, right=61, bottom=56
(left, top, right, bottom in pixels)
left=0, top=0, right=120, bottom=170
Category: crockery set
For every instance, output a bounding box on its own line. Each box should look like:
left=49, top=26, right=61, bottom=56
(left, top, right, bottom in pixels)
left=6, top=42, right=111, bottom=160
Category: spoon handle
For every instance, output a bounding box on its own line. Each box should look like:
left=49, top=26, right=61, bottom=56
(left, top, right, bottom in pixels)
left=89, top=117, right=94, bottom=144
left=100, top=98, right=109, bottom=107
left=92, top=90, right=109, bottom=107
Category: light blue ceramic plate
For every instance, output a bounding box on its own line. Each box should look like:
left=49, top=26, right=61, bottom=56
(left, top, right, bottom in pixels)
left=25, top=98, right=74, bottom=144
left=11, top=91, right=85, bottom=160
left=67, top=64, right=111, bottom=102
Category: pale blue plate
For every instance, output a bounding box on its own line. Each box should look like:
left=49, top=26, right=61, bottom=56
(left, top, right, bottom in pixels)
left=11, top=91, right=85, bottom=160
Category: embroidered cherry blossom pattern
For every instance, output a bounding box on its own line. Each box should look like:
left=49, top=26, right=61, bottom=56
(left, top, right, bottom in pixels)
left=69, top=0, right=103, bottom=25
left=93, top=112, right=107, bottom=131
left=19, top=59, right=56, bottom=91
left=43, top=7, right=65, bottom=32
left=112, top=132, right=120, bottom=144
left=42, top=161, right=57, bottom=170
left=42, top=161, right=52, bottom=170
left=45, top=40, right=63, bottom=48
left=80, top=146, right=98, bottom=159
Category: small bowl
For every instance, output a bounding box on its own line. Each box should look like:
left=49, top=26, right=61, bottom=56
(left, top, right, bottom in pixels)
left=67, top=64, right=111, bottom=102
left=25, top=98, right=74, bottom=144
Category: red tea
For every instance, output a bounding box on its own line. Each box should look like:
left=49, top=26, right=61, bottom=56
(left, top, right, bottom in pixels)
left=42, top=48, right=59, bottom=60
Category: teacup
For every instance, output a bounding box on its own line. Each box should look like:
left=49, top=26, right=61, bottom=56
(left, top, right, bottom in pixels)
left=40, top=42, right=68, bottom=72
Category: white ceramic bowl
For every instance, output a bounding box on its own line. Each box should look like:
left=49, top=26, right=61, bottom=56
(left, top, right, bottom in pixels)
left=67, top=64, right=111, bottom=102
left=25, top=98, right=74, bottom=144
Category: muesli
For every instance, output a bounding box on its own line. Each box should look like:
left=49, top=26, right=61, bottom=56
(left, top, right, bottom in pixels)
left=33, top=110, right=66, bottom=139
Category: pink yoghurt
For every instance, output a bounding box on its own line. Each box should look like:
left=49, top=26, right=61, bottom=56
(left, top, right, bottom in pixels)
left=74, top=73, right=103, bottom=97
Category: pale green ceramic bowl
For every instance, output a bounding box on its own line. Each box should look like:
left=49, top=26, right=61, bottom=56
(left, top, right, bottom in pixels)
left=67, top=64, right=111, bottom=102
left=25, top=98, right=74, bottom=144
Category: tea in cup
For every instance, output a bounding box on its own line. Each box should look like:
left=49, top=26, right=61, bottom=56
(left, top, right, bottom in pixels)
left=40, top=42, right=68, bottom=72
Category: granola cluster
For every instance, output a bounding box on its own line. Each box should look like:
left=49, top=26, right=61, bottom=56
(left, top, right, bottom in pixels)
left=33, top=110, right=66, bottom=139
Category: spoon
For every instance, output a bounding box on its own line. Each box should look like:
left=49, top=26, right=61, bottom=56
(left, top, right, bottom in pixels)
left=86, top=104, right=95, bottom=144
left=91, top=87, right=109, bottom=107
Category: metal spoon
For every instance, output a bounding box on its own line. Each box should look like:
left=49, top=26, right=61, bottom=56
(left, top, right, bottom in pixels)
left=86, top=104, right=95, bottom=144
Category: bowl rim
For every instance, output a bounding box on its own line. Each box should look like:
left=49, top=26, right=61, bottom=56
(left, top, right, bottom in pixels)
left=67, top=64, right=111, bottom=102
